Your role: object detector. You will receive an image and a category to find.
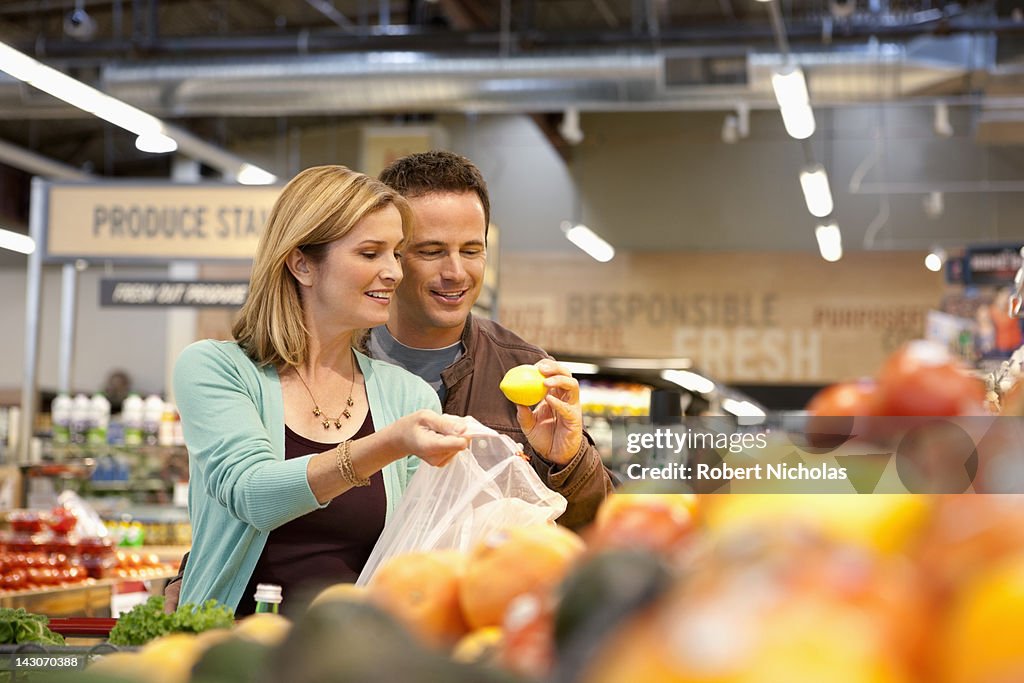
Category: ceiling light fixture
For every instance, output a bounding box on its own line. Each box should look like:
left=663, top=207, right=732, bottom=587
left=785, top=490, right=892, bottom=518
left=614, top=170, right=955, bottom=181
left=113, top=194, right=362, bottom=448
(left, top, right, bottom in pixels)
left=771, top=66, right=816, bottom=139
left=925, top=246, right=947, bottom=272
left=135, top=132, right=178, bottom=154
left=815, top=221, right=843, bottom=262
left=661, top=369, right=716, bottom=395
left=933, top=102, right=953, bottom=138
left=561, top=221, right=615, bottom=262
left=922, top=190, right=944, bottom=218
left=799, top=163, right=834, bottom=217
left=237, top=164, right=279, bottom=185
left=0, top=41, right=276, bottom=183
left=0, top=227, right=35, bottom=255
left=558, top=108, right=584, bottom=145
left=721, top=103, right=750, bottom=144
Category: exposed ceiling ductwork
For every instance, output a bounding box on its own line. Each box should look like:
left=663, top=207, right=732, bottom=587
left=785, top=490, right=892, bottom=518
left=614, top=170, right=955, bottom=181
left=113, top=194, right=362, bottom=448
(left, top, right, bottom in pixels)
left=0, top=33, right=1000, bottom=120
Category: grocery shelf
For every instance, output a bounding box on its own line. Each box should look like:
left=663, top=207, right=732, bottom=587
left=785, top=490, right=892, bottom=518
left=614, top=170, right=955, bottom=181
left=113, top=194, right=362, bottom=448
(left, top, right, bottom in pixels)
left=0, top=570, right=177, bottom=617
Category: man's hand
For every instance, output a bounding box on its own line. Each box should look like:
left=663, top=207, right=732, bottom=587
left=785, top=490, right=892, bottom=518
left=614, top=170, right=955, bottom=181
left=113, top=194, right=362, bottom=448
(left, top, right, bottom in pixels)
left=516, top=359, right=583, bottom=465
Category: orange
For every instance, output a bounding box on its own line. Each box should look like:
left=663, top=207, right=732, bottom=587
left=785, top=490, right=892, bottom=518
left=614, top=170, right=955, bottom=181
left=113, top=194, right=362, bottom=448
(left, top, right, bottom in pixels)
left=367, top=550, right=470, bottom=649
left=942, top=554, right=1024, bottom=683
left=459, top=524, right=585, bottom=630
left=589, top=493, right=697, bottom=555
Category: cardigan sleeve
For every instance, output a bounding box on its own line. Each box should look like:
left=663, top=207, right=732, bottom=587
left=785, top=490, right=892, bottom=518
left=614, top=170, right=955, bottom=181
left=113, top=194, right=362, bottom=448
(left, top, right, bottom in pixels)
left=174, top=342, right=323, bottom=532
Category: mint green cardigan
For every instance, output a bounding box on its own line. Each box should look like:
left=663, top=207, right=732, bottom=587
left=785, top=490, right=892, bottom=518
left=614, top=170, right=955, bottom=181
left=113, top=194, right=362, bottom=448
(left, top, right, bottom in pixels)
left=173, top=340, right=438, bottom=610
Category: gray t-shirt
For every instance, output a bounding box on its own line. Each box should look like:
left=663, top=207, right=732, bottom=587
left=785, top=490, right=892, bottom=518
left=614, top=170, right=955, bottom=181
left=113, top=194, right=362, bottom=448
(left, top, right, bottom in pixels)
left=367, top=326, right=464, bottom=403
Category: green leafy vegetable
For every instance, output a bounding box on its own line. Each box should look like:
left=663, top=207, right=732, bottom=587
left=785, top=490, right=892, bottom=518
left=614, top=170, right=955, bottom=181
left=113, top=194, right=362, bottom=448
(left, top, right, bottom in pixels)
left=108, top=595, right=170, bottom=646
left=0, top=607, right=65, bottom=646
left=108, top=595, right=234, bottom=646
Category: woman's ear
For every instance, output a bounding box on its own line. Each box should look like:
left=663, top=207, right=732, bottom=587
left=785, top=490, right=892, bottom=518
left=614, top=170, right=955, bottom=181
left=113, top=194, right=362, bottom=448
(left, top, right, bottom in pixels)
left=285, top=247, right=314, bottom=287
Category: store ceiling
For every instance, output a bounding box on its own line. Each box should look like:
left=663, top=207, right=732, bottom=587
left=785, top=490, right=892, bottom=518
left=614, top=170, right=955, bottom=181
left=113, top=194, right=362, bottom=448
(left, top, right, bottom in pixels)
left=1, top=0, right=1024, bottom=244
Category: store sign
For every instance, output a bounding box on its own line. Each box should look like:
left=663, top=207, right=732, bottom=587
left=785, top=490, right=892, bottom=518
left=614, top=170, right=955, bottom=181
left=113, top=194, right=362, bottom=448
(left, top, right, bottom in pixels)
left=45, top=183, right=282, bottom=261
left=964, top=244, right=1024, bottom=286
left=500, top=251, right=945, bottom=385
left=100, top=279, right=249, bottom=307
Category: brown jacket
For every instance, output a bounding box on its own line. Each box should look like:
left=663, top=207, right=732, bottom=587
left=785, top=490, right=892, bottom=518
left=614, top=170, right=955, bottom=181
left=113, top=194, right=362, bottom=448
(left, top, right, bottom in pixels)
left=441, top=315, right=613, bottom=530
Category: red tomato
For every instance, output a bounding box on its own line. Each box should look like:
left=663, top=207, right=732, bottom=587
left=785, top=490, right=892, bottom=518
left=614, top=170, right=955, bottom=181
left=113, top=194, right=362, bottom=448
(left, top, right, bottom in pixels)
left=807, top=380, right=881, bottom=416
left=876, top=342, right=985, bottom=416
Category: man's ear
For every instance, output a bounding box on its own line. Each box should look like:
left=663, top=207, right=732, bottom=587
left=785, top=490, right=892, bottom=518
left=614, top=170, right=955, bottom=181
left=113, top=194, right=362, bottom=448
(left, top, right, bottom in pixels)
left=285, top=248, right=314, bottom=287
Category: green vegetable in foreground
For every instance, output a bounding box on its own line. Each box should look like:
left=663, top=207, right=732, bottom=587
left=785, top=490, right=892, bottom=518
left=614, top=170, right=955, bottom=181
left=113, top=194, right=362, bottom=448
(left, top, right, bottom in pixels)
left=108, top=595, right=234, bottom=646
left=0, top=607, right=65, bottom=647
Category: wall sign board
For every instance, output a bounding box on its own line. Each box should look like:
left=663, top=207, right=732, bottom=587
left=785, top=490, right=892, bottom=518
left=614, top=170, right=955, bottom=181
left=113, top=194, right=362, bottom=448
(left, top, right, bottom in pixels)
left=100, top=279, right=249, bottom=307
left=500, top=251, right=945, bottom=385
left=45, top=183, right=282, bottom=261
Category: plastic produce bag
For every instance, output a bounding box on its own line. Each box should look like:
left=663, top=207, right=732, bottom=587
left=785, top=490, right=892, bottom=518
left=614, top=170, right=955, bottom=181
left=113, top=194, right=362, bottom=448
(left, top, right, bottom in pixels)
left=357, top=417, right=566, bottom=585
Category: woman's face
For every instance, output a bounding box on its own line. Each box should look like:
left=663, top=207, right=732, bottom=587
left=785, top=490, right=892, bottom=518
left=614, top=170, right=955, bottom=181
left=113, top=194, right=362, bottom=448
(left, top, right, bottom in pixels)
left=301, top=204, right=405, bottom=332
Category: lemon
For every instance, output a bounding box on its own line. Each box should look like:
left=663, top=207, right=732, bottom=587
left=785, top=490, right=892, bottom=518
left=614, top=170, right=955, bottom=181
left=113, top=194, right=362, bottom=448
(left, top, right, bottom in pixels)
left=500, top=365, right=547, bottom=406
left=234, top=612, right=292, bottom=647
left=310, top=582, right=368, bottom=609
left=452, top=626, right=503, bottom=663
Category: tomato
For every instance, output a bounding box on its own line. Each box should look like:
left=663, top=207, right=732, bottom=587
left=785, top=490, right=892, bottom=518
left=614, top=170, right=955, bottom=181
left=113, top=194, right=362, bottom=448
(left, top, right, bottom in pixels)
left=807, top=380, right=881, bottom=417
left=876, top=341, right=985, bottom=416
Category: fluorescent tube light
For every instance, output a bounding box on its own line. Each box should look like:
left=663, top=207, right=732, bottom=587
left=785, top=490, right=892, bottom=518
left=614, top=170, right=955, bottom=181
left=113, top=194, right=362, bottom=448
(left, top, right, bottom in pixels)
left=135, top=133, right=178, bottom=154
left=721, top=398, right=766, bottom=419
left=799, top=163, right=834, bottom=218
left=562, top=222, right=615, bottom=262
left=925, top=247, right=946, bottom=273
left=560, top=362, right=600, bottom=375
left=0, top=228, right=35, bottom=254
left=0, top=41, right=276, bottom=181
left=660, top=369, right=715, bottom=395
left=0, top=42, right=164, bottom=137
left=771, top=66, right=816, bottom=139
left=237, top=163, right=278, bottom=185
left=815, top=222, right=843, bottom=262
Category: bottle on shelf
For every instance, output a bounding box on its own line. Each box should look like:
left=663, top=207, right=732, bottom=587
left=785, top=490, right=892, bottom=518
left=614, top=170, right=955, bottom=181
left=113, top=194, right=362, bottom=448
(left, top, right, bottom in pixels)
left=122, top=393, right=144, bottom=447
left=253, top=583, right=283, bottom=614
left=142, top=395, right=165, bottom=446
left=51, top=394, right=73, bottom=445
left=158, top=404, right=177, bottom=447
left=87, top=393, right=110, bottom=446
left=70, top=394, right=91, bottom=445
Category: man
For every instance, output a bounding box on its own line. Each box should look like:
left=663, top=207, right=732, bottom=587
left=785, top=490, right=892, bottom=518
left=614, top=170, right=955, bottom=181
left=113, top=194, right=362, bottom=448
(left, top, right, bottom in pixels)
left=372, top=150, right=612, bottom=530
left=166, top=152, right=610, bottom=611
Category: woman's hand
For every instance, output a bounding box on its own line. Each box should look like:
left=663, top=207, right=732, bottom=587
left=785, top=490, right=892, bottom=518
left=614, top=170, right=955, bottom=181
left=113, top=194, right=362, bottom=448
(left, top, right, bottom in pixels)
left=387, top=409, right=469, bottom=467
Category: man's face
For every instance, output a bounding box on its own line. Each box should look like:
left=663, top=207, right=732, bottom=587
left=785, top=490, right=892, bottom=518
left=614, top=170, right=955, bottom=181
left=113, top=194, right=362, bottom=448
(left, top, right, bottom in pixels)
left=389, top=191, right=487, bottom=348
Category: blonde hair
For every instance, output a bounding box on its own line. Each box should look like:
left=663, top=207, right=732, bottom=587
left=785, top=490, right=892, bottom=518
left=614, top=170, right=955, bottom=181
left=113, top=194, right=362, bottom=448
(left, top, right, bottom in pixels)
left=233, top=165, right=413, bottom=368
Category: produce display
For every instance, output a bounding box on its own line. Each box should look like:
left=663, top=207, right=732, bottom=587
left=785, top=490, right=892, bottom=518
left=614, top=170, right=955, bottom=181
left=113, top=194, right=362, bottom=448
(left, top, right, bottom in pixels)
left=1, top=510, right=176, bottom=593
left=42, top=491, right=1024, bottom=683
left=25, top=338, right=1024, bottom=682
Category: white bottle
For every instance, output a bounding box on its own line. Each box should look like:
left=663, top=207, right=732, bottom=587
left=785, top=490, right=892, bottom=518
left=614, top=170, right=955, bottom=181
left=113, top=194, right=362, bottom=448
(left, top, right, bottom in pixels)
left=143, top=395, right=165, bottom=446
left=88, top=393, right=111, bottom=446
left=70, top=394, right=91, bottom=445
left=158, top=403, right=177, bottom=447
left=121, top=394, right=144, bottom=447
left=51, top=394, right=73, bottom=445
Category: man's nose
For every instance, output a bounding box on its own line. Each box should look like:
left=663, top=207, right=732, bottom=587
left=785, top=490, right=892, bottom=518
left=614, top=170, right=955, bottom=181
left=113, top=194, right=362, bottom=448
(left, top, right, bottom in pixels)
left=441, top=253, right=466, bottom=280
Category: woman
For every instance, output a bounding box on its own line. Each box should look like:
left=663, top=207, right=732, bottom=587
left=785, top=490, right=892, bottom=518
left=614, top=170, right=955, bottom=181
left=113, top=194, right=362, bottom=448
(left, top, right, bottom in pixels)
left=174, top=165, right=469, bottom=614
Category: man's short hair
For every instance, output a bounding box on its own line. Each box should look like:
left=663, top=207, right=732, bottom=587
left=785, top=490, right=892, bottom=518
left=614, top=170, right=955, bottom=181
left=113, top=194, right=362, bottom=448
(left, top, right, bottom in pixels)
left=379, top=150, right=491, bottom=230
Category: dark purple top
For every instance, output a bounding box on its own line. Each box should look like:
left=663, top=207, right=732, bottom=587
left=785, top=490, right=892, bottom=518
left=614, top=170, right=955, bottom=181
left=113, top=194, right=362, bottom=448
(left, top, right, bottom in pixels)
left=236, top=411, right=385, bottom=615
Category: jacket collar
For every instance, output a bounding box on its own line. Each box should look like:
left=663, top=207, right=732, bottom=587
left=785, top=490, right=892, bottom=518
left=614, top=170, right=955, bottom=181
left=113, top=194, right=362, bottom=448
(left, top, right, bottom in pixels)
left=441, top=314, right=477, bottom=388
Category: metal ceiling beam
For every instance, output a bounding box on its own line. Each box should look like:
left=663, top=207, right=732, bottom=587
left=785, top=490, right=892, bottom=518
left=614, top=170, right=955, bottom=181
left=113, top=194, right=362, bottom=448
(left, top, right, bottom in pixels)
left=19, top=12, right=1020, bottom=59
left=0, top=138, right=93, bottom=180
left=304, top=0, right=356, bottom=31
